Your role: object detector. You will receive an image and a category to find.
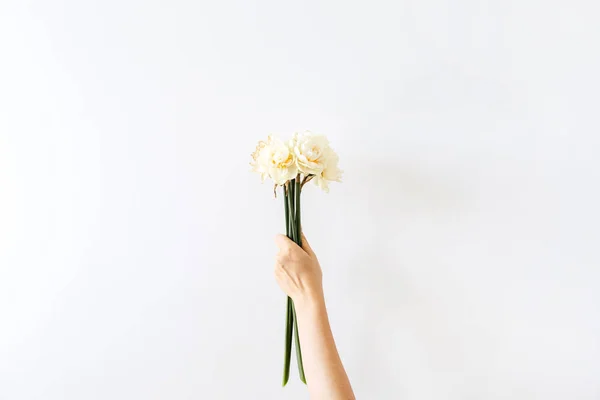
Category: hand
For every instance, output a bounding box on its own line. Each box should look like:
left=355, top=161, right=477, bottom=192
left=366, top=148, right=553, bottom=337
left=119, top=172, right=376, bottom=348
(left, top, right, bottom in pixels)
left=275, top=233, right=355, bottom=399
left=274, top=233, right=323, bottom=306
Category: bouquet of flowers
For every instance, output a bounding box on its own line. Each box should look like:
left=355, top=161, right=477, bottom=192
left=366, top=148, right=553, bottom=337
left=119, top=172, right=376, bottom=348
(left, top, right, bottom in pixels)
left=250, top=131, right=342, bottom=386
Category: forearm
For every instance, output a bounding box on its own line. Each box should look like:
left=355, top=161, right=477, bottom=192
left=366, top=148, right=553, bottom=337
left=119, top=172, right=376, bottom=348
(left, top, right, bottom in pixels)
left=295, top=292, right=355, bottom=400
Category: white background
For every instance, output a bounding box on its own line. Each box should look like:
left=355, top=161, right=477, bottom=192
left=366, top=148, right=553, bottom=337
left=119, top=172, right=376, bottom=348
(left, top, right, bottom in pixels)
left=1, top=1, right=599, bottom=399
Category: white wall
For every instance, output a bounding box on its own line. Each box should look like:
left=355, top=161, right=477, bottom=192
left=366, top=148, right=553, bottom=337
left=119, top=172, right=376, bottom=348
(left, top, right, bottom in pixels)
left=1, top=1, right=599, bottom=399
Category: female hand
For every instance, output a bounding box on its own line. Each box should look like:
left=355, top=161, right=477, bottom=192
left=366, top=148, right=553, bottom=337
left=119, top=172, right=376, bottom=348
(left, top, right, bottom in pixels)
left=274, top=233, right=356, bottom=400
left=274, top=233, right=323, bottom=306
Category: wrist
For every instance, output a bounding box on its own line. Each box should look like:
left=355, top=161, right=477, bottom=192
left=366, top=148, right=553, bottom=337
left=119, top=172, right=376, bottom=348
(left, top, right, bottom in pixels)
left=293, top=287, right=325, bottom=315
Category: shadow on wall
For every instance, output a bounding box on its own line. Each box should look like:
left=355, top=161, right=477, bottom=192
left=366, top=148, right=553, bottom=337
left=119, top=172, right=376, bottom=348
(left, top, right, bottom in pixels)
left=339, top=160, right=471, bottom=394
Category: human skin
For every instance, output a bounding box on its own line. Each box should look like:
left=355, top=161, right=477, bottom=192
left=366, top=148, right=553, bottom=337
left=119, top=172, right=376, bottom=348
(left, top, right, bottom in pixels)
left=274, top=233, right=356, bottom=400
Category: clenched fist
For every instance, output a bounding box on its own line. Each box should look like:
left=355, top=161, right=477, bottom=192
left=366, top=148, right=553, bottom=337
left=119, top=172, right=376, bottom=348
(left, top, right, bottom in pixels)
left=274, top=233, right=324, bottom=306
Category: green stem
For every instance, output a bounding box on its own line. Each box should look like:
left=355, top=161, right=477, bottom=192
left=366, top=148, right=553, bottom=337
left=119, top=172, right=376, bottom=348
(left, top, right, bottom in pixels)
left=283, top=179, right=307, bottom=385
left=284, top=184, right=290, bottom=237
left=295, top=177, right=302, bottom=246
left=288, top=179, right=297, bottom=242
left=282, top=185, right=294, bottom=387
left=292, top=302, right=306, bottom=383
left=283, top=296, right=294, bottom=386
left=292, top=177, right=306, bottom=383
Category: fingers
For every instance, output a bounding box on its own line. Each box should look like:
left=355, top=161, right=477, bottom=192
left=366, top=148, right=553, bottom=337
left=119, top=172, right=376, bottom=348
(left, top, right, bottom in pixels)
left=274, top=260, right=284, bottom=274
left=274, top=262, right=286, bottom=287
left=274, top=234, right=293, bottom=250
left=274, top=234, right=305, bottom=256
left=300, top=231, right=315, bottom=257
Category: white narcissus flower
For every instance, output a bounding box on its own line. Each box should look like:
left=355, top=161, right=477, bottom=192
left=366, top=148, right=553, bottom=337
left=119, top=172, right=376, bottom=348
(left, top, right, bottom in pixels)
left=250, top=135, right=298, bottom=185
left=290, top=131, right=330, bottom=176
left=313, top=146, right=343, bottom=193
left=250, top=139, right=270, bottom=181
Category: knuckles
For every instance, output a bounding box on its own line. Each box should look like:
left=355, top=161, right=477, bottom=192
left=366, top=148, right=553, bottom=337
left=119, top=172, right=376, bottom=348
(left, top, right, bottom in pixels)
left=276, top=247, right=293, bottom=261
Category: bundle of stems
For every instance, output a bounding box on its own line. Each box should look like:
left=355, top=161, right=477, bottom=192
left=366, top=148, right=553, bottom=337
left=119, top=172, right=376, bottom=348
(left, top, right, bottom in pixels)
left=282, top=176, right=306, bottom=386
